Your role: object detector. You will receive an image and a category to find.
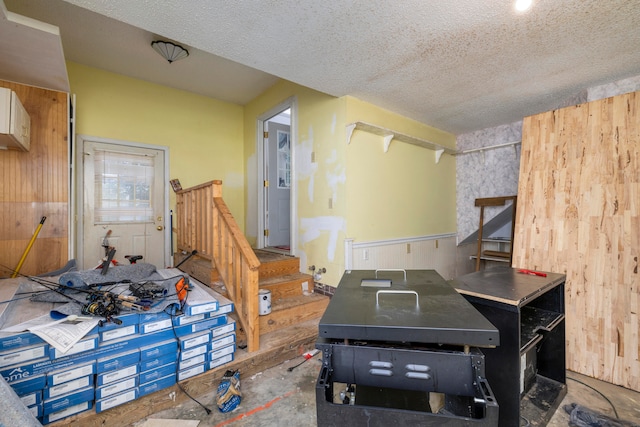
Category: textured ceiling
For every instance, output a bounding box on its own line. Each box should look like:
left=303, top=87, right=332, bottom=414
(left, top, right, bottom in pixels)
left=4, top=0, right=640, bottom=134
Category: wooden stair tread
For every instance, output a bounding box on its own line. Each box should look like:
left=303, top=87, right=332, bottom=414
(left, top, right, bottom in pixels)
left=259, top=293, right=330, bottom=335
left=271, top=292, right=328, bottom=310
left=482, top=250, right=510, bottom=258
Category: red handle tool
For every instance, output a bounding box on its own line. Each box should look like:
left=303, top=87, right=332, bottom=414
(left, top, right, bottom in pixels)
left=518, top=269, right=547, bottom=277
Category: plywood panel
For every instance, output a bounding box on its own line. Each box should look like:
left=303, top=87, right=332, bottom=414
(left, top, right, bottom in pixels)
left=0, top=81, right=68, bottom=277
left=513, top=91, right=640, bottom=391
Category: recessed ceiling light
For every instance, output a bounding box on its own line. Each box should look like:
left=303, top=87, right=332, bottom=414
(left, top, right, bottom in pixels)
left=515, top=0, right=532, bottom=12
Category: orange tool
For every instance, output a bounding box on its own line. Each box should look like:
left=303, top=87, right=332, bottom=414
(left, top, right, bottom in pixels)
left=175, top=276, right=190, bottom=303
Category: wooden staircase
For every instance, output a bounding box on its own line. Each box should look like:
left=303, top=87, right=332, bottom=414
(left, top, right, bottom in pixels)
left=175, top=249, right=329, bottom=348
left=173, top=180, right=329, bottom=352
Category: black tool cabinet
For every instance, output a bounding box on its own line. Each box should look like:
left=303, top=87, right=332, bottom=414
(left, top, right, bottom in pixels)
left=316, top=269, right=500, bottom=426
left=450, top=267, right=567, bottom=427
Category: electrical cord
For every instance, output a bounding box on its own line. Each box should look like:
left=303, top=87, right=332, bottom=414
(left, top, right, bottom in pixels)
left=163, top=283, right=213, bottom=415
left=567, top=376, right=619, bottom=419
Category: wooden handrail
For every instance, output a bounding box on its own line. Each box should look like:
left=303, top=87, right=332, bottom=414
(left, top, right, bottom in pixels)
left=175, top=180, right=261, bottom=352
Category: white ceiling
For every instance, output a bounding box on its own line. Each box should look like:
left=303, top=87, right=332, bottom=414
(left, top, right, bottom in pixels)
left=3, top=0, right=640, bottom=135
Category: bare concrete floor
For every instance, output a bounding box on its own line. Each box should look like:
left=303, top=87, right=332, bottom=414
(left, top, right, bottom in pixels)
left=137, top=354, right=640, bottom=427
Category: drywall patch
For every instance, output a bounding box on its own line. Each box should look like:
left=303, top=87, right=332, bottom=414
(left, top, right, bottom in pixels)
left=296, top=127, right=318, bottom=202
left=325, top=157, right=346, bottom=204
left=300, top=216, right=346, bottom=261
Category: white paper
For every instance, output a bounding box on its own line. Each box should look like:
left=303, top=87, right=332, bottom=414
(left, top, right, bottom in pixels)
left=1, top=313, right=99, bottom=354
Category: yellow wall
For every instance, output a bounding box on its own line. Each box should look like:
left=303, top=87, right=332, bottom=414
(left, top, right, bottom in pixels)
left=244, top=83, right=456, bottom=287
left=345, top=97, right=457, bottom=241
left=67, top=62, right=246, bottom=230
left=68, top=63, right=456, bottom=287
left=243, top=80, right=348, bottom=285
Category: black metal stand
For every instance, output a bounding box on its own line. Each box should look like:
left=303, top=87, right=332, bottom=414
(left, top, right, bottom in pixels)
left=450, top=267, right=567, bottom=427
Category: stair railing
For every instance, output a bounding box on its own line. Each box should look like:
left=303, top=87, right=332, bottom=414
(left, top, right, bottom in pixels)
left=175, top=180, right=261, bottom=352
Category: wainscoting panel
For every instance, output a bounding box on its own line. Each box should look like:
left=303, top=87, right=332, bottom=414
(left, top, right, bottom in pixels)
left=346, top=234, right=457, bottom=280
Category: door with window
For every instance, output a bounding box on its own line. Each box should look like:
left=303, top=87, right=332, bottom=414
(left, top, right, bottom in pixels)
left=80, top=139, right=167, bottom=269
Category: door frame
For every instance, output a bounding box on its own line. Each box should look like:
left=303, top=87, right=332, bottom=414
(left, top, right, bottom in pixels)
left=256, top=97, right=298, bottom=253
left=74, top=135, right=171, bottom=268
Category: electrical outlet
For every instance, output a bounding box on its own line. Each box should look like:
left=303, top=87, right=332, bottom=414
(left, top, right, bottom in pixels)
left=406, top=243, right=411, bottom=254
left=435, top=239, right=439, bottom=249
left=363, top=249, right=369, bottom=260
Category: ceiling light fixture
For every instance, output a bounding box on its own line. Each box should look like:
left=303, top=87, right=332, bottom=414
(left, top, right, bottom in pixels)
left=514, top=0, right=532, bottom=12
left=151, top=40, right=189, bottom=63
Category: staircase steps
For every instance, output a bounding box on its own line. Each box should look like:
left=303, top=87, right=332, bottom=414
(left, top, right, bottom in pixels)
left=260, top=292, right=330, bottom=335
left=175, top=248, right=330, bottom=351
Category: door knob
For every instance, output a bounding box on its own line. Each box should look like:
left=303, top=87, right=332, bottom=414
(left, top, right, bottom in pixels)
left=157, top=225, right=164, bottom=231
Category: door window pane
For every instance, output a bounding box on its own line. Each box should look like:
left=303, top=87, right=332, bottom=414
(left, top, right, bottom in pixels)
left=94, top=150, right=155, bottom=223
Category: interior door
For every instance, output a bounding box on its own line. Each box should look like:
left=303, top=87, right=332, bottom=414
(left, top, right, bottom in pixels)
left=266, top=121, right=291, bottom=249
left=81, top=140, right=166, bottom=269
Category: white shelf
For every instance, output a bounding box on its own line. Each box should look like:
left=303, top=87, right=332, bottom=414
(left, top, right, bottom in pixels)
left=346, top=121, right=456, bottom=163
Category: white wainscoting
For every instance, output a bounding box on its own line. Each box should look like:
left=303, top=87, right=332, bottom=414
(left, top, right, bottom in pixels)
left=345, top=234, right=458, bottom=280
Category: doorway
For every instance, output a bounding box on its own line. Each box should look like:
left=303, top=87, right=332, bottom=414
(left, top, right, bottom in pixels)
left=257, top=98, right=296, bottom=254
left=76, top=136, right=170, bottom=269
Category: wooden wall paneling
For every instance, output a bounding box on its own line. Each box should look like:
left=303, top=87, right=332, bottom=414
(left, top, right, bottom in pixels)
left=513, top=91, right=640, bottom=391
left=0, top=81, right=68, bottom=277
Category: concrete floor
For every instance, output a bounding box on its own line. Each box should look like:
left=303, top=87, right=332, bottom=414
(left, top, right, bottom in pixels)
left=137, top=353, right=640, bottom=427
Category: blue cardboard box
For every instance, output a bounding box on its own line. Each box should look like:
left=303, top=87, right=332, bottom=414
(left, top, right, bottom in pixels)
left=139, top=339, right=177, bottom=361
left=177, top=362, right=208, bottom=381
left=42, top=400, right=92, bottom=425
left=210, top=320, right=236, bottom=339
left=173, top=315, right=227, bottom=337
left=172, top=312, right=207, bottom=326
left=0, top=331, right=45, bottom=353
left=139, top=362, right=176, bottom=385
left=96, top=363, right=139, bottom=386
left=97, top=312, right=140, bottom=333
left=95, top=375, right=138, bottom=400
left=100, top=324, right=138, bottom=342
left=139, top=373, right=176, bottom=397
left=19, top=390, right=42, bottom=407
left=0, top=342, right=49, bottom=368
left=210, top=353, right=234, bottom=370
left=47, top=361, right=96, bottom=386
left=139, top=352, right=175, bottom=372
left=179, top=344, right=208, bottom=362
left=210, top=333, right=236, bottom=351
left=97, top=349, right=140, bottom=373
left=50, top=335, right=98, bottom=359
left=28, top=402, right=43, bottom=419
left=208, top=344, right=235, bottom=362
left=140, top=318, right=173, bottom=334
left=179, top=330, right=210, bottom=351
left=43, top=386, right=94, bottom=415
left=44, top=374, right=94, bottom=400
left=8, top=372, right=46, bottom=395
left=178, top=354, right=206, bottom=371
left=95, top=388, right=139, bottom=413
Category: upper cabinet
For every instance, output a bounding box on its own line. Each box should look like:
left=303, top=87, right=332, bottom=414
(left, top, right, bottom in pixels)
left=0, top=87, right=31, bottom=151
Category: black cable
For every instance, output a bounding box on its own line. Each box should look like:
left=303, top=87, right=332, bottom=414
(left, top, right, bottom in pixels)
left=163, top=287, right=213, bottom=415
left=567, top=376, right=619, bottom=419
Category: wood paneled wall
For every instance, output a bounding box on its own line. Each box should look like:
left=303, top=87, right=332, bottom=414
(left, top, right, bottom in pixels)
left=0, top=81, right=69, bottom=277
left=513, top=91, right=639, bottom=391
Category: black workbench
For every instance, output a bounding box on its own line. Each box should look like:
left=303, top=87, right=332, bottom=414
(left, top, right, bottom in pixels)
left=450, top=267, right=567, bottom=427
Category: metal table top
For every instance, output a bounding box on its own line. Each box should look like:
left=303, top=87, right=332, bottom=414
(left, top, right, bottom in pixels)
left=318, top=269, right=499, bottom=347
left=449, top=267, right=566, bottom=307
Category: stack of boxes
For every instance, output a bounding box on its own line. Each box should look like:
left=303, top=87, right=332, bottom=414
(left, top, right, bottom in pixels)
left=0, top=271, right=236, bottom=424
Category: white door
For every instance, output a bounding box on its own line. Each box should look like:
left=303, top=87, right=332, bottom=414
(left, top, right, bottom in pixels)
left=265, top=120, right=291, bottom=249
left=80, top=139, right=167, bottom=269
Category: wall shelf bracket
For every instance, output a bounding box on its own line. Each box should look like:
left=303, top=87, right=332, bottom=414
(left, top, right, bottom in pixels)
left=346, top=121, right=455, bottom=163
